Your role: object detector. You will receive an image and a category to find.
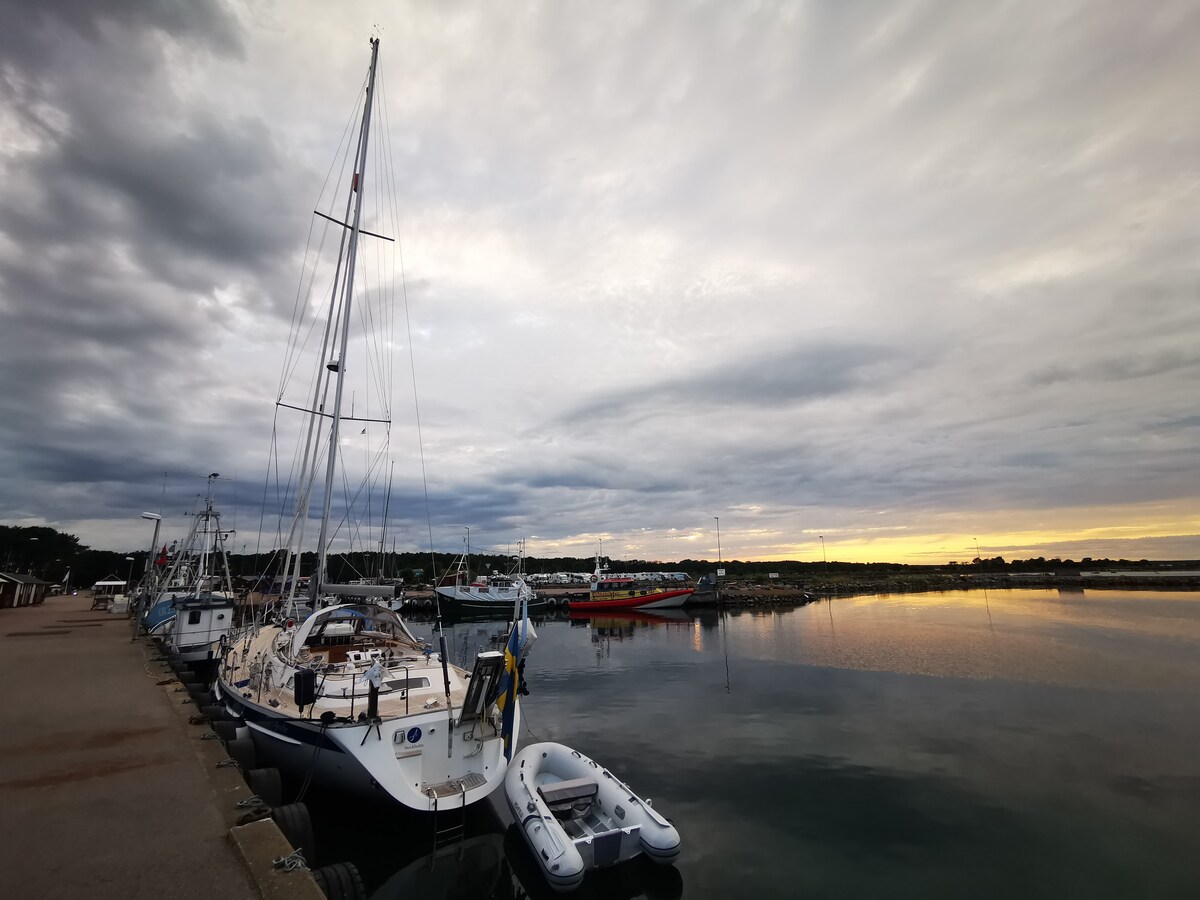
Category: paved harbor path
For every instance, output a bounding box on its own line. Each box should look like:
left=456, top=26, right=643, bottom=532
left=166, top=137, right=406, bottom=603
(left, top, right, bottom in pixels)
left=0, top=593, right=260, bottom=900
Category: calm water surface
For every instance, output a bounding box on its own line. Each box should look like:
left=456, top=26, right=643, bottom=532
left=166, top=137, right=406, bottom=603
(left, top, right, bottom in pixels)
left=316, top=589, right=1200, bottom=899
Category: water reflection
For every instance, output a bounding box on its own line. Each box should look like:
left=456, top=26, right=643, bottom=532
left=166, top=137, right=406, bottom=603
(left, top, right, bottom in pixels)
left=313, top=797, right=684, bottom=900
left=568, top=608, right=695, bottom=625
left=503, top=826, right=684, bottom=900
left=348, top=590, right=1200, bottom=898
left=371, top=834, right=507, bottom=900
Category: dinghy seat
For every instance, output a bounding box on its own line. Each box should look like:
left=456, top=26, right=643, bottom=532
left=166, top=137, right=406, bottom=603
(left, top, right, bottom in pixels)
left=538, top=777, right=599, bottom=821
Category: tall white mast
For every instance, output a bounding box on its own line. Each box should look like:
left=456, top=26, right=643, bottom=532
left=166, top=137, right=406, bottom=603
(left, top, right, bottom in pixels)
left=315, top=37, right=381, bottom=594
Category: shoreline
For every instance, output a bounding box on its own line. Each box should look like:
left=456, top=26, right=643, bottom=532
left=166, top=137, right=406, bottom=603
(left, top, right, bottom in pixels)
left=704, top=572, right=1200, bottom=610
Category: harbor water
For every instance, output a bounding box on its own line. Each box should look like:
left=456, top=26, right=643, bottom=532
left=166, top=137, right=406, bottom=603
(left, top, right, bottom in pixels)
left=316, top=589, right=1200, bottom=898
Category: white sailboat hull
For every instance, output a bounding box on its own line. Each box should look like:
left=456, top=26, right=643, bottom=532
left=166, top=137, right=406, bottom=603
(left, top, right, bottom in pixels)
left=215, top=677, right=519, bottom=810
left=215, top=605, right=524, bottom=812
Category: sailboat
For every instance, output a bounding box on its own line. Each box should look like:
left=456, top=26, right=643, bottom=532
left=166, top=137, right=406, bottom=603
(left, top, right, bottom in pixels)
left=214, top=38, right=533, bottom=812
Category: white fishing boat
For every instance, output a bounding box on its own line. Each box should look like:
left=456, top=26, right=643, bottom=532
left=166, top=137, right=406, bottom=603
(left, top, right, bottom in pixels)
left=505, top=742, right=681, bottom=892
left=214, top=37, right=534, bottom=812
left=435, top=536, right=543, bottom=613
left=143, top=477, right=235, bottom=642
left=163, top=479, right=237, bottom=669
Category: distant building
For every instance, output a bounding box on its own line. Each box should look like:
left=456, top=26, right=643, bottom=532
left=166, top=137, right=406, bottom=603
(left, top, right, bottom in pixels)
left=0, top=573, right=52, bottom=608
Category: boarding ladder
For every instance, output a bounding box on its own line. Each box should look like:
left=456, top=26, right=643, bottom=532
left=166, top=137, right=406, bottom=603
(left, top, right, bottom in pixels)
left=429, top=780, right=468, bottom=852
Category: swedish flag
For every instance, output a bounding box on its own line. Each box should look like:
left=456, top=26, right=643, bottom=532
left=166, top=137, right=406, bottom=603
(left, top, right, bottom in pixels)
left=495, top=617, right=521, bottom=761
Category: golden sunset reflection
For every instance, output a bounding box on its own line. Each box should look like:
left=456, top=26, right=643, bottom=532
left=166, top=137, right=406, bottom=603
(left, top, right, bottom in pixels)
left=719, top=590, right=1200, bottom=692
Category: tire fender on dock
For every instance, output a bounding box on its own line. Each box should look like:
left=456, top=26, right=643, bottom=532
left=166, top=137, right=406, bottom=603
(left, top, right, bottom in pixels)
left=245, top=766, right=284, bottom=808
left=227, top=736, right=257, bottom=771
left=310, top=862, right=366, bottom=900
left=271, top=802, right=317, bottom=867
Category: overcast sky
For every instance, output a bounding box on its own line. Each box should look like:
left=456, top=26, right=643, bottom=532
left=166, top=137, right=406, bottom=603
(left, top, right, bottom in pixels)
left=1, top=0, right=1198, bottom=565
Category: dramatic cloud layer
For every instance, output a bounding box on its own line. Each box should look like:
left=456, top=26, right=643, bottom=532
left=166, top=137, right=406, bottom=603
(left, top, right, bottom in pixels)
left=1, top=0, right=1198, bottom=564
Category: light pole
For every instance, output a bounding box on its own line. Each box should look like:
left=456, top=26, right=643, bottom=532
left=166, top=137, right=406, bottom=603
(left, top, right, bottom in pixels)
left=713, top=516, right=723, bottom=603
left=141, top=512, right=162, bottom=577
left=820, top=535, right=827, bottom=575
left=124, top=556, right=136, bottom=594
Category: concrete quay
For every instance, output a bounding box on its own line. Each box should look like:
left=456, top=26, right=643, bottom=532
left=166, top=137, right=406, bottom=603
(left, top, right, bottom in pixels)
left=0, top=593, right=320, bottom=900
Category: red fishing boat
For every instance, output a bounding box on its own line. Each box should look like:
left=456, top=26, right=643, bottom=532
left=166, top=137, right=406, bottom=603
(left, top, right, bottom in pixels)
left=567, top=554, right=695, bottom=611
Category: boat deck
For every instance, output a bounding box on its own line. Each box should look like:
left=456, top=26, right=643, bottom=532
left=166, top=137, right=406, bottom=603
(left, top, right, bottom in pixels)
left=224, top=625, right=472, bottom=718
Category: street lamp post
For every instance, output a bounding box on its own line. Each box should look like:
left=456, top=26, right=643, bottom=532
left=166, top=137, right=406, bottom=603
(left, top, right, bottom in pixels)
left=141, top=512, right=162, bottom=578
left=820, top=535, right=827, bottom=575
left=713, top=516, right=723, bottom=603
left=124, top=556, right=136, bottom=595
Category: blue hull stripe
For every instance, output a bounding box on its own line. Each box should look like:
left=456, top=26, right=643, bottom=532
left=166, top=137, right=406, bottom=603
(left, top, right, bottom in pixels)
left=218, top=687, right=347, bottom=753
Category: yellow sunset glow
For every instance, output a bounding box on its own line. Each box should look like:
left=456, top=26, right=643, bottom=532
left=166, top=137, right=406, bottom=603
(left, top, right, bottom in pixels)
left=766, top=501, right=1200, bottom=565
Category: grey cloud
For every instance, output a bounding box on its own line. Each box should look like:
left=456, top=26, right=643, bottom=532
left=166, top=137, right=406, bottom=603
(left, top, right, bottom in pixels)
left=1026, top=347, right=1200, bottom=389
left=1, top=1, right=1198, bottom=563
left=0, top=0, right=241, bottom=66
left=0, top=0, right=298, bottom=532
left=560, top=339, right=903, bottom=424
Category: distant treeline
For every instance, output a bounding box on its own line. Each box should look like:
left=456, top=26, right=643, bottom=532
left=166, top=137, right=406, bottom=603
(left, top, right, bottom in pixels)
left=1, top=524, right=1193, bottom=589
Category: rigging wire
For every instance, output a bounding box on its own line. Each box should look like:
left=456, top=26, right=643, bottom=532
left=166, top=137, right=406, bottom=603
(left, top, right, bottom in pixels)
left=378, top=60, right=400, bottom=426
left=262, top=75, right=367, bottom=591
left=373, top=70, right=442, bottom=615
left=247, top=46, right=405, bottom=605
left=278, top=77, right=366, bottom=398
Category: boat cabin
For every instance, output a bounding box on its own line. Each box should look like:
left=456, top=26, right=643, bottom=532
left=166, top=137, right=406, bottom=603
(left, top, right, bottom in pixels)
left=290, top=603, right=421, bottom=664
left=171, top=593, right=236, bottom=653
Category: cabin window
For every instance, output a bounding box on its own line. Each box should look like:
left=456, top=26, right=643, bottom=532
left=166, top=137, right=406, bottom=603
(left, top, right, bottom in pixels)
left=187, top=610, right=202, bottom=625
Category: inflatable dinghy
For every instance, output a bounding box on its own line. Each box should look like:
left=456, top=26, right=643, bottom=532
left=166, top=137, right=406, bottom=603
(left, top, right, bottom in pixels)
left=505, top=741, right=681, bottom=892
